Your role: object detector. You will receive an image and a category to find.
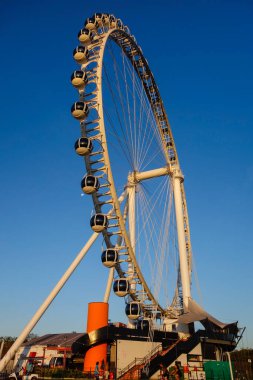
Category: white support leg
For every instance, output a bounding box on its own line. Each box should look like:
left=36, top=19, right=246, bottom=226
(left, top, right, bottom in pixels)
left=127, top=185, right=136, bottom=328
left=0, top=232, right=99, bottom=372
left=103, top=267, right=114, bottom=303
left=226, top=352, right=234, bottom=380
left=173, top=168, right=191, bottom=310
left=0, top=340, right=4, bottom=361
left=128, top=185, right=136, bottom=290
left=128, top=185, right=136, bottom=254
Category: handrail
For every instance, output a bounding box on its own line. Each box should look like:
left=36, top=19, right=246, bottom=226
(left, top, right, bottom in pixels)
left=148, top=331, right=206, bottom=378
left=160, top=337, right=182, bottom=356
left=118, top=357, right=143, bottom=378
left=118, top=336, right=183, bottom=379
left=118, top=344, right=162, bottom=378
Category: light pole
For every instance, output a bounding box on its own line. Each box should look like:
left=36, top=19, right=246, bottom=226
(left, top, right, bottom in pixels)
left=224, top=352, right=234, bottom=380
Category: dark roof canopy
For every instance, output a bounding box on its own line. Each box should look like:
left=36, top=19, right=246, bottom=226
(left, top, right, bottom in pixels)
left=176, top=298, right=238, bottom=333
left=23, top=333, right=84, bottom=347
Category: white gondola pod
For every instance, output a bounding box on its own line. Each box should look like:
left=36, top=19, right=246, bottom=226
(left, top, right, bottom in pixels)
left=124, top=25, right=130, bottom=34
left=84, top=17, right=99, bottom=31
left=73, top=46, right=89, bottom=64
left=109, top=15, right=116, bottom=29
left=149, top=85, right=156, bottom=94
left=113, top=278, right=129, bottom=297
left=125, top=301, right=141, bottom=320
left=74, top=137, right=93, bottom=156
left=137, top=318, right=150, bottom=330
left=101, top=248, right=118, bottom=268
left=78, top=28, right=93, bottom=44
left=90, top=213, right=108, bottom=232
left=81, top=175, right=100, bottom=194
left=71, top=102, right=89, bottom=120
left=71, top=70, right=88, bottom=89
left=102, top=13, right=110, bottom=25
left=94, top=13, right=103, bottom=27
left=116, top=19, right=123, bottom=29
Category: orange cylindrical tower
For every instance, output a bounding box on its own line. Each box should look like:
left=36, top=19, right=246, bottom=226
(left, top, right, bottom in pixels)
left=83, top=302, right=108, bottom=373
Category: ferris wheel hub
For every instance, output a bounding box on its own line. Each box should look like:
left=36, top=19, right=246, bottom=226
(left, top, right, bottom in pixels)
left=127, top=166, right=172, bottom=186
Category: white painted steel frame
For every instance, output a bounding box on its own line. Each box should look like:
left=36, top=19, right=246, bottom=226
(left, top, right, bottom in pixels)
left=82, top=30, right=166, bottom=313
left=79, top=22, right=193, bottom=315
left=0, top=15, right=194, bottom=372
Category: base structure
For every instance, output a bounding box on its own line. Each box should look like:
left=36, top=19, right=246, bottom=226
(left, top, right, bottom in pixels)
left=73, top=320, right=240, bottom=380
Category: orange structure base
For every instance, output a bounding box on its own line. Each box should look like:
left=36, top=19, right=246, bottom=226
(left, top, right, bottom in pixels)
left=83, top=302, right=108, bottom=373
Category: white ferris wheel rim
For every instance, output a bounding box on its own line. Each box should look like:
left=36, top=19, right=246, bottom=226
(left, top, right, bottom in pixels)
left=73, top=14, right=192, bottom=318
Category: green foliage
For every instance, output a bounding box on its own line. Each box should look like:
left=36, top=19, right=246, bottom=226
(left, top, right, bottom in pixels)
left=25, top=333, right=39, bottom=342
left=37, top=368, right=87, bottom=378
left=0, top=333, right=39, bottom=343
left=0, top=336, right=17, bottom=342
left=230, top=348, right=253, bottom=379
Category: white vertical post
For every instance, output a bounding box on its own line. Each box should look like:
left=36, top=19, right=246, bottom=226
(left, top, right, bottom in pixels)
left=128, top=185, right=136, bottom=254
left=128, top=185, right=136, bottom=290
left=103, top=267, right=114, bottom=303
left=173, top=167, right=191, bottom=310
left=226, top=352, right=234, bottom=380
left=127, top=184, right=136, bottom=328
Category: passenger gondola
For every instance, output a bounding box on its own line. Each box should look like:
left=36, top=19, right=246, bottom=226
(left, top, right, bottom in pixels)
left=73, top=46, right=89, bottom=64
left=113, top=278, right=129, bottom=297
left=71, top=102, right=89, bottom=120
left=94, top=13, right=103, bottom=27
left=109, top=15, right=116, bottom=28
left=84, top=17, right=99, bottom=30
left=81, top=175, right=100, bottom=194
left=71, top=70, right=88, bottom=89
left=90, top=213, right=108, bottom=232
left=137, top=318, right=150, bottom=330
left=78, top=28, right=93, bottom=44
left=102, top=13, right=110, bottom=25
left=101, top=249, right=118, bottom=268
left=125, top=301, right=141, bottom=320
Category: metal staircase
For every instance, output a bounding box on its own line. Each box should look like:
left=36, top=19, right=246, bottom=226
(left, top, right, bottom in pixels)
left=118, top=344, right=162, bottom=379
left=118, top=337, right=182, bottom=380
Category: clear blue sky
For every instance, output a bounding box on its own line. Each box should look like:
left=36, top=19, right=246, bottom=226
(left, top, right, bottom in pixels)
left=0, top=0, right=252, bottom=348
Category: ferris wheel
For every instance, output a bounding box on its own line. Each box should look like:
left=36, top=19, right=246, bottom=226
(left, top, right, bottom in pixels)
left=71, top=13, right=193, bottom=323
left=0, top=13, right=236, bottom=373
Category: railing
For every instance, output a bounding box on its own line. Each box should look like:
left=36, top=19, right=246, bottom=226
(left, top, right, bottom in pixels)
left=160, top=337, right=182, bottom=356
left=118, top=344, right=163, bottom=379
left=118, top=336, right=186, bottom=380
left=118, top=357, right=143, bottom=378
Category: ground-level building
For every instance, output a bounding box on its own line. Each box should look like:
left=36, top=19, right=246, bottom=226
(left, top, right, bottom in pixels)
left=72, top=322, right=239, bottom=379
left=13, top=333, right=84, bottom=372
left=9, top=318, right=239, bottom=379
